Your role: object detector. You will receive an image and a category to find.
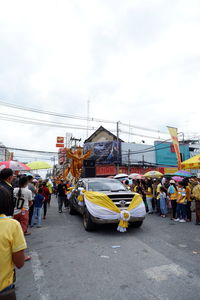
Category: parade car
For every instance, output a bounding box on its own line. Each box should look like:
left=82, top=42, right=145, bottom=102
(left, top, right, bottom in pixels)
left=68, top=178, right=145, bottom=231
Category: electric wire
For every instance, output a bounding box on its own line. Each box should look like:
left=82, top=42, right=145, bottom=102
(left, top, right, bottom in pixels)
left=0, top=100, right=168, bottom=134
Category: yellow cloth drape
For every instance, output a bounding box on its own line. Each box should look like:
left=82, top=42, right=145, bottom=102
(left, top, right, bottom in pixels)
left=84, top=191, right=120, bottom=213
left=83, top=191, right=144, bottom=232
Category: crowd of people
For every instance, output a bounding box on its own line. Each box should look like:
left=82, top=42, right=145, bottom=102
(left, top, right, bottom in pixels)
left=0, top=168, right=57, bottom=297
left=124, top=176, right=200, bottom=225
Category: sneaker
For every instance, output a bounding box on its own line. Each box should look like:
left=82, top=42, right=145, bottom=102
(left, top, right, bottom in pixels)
left=59, top=210, right=62, bottom=213
left=179, top=219, right=186, bottom=223
left=37, top=225, right=42, bottom=228
left=174, top=218, right=180, bottom=222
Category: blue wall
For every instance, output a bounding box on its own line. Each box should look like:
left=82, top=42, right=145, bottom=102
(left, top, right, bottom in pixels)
left=154, top=141, right=190, bottom=167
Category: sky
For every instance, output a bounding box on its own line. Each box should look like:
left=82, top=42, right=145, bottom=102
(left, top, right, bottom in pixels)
left=0, top=0, right=200, bottom=165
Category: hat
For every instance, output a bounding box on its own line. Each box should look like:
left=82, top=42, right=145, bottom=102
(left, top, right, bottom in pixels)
left=170, top=180, right=175, bottom=184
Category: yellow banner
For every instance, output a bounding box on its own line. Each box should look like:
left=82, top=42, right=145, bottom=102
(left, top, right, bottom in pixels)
left=167, top=126, right=182, bottom=170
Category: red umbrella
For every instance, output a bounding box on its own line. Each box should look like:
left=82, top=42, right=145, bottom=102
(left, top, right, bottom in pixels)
left=0, top=160, right=31, bottom=171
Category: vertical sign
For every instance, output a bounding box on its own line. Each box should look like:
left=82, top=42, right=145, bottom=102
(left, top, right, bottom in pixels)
left=167, top=126, right=181, bottom=169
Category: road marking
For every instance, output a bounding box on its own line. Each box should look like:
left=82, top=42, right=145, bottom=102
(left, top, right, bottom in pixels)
left=144, top=263, right=188, bottom=282
left=30, top=251, right=50, bottom=300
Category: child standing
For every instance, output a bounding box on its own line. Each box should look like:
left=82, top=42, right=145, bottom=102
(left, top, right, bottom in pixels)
left=31, top=188, right=44, bottom=228
left=160, top=186, right=168, bottom=217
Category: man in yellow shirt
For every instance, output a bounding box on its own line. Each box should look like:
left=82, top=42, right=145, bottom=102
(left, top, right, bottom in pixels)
left=191, top=178, right=200, bottom=225
left=0, top=187, right=27, bottom=295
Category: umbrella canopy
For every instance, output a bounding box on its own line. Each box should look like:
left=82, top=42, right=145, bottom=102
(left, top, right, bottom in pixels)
left=135, top=174, right=144, bottom=180
left=181, top=154, right=200, bottom=169
left=128, top=173, right=140, bottom=179
left=143, top=170, right=163, bottom=178
left=174, top=170, right=192, bottom=177
left=0, top=160, right=30, bottom=171
left=172, top=176, right=183, bottom=182
left=114, top=173, right=128, bottom=179
left=26, top=161, right=52, bottom=170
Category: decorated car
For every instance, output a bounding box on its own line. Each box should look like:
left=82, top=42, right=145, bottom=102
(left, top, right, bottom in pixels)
left=68, top=178, right=146, bottom=232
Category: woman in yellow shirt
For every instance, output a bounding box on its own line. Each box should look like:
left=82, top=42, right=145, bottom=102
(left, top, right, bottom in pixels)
left=145, top=180, right=153, bottom=214
left=0, top=187, right=27, bottom=296
left=175, top=182, right=187, bottom=223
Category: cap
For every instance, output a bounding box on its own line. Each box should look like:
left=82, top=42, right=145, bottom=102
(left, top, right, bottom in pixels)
left=170, top=180, right=175, bottom=184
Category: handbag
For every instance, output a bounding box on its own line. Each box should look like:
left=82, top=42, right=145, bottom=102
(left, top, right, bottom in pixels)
left=0, top=288, right=16, bottom=300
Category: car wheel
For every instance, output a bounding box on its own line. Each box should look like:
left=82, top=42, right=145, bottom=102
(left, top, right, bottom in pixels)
left=69, top=203, right=77, bottom=215
left=131, top=221, right=143, bottom=228
left=83, top=208, right=95, bottom=231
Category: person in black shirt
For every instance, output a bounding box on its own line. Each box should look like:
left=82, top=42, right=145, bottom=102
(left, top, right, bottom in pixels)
left=0, top=168, right=14, bottom=216
left=57, top=180, right=68, bottom=213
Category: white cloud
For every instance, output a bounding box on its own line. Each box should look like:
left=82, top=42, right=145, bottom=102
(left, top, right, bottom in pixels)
left=0, top=0, right=200, bottom=162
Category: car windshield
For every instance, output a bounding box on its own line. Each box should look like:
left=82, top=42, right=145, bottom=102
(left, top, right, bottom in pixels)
left=88, top=180, right=127, bottom=192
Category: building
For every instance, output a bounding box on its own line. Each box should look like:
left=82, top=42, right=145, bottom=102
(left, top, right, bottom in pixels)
left=83, top=126, right=195, bottom=176
left=0, top=142, right=11, bottom=161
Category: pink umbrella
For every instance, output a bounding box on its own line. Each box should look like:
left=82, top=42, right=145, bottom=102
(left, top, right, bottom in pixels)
left=172, top=176, right=183, bottom=182
left=0, top=160, right=31, bottom=171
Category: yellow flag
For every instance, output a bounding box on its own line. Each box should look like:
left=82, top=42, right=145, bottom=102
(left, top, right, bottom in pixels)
left=167, top=126, right=181, bottom=170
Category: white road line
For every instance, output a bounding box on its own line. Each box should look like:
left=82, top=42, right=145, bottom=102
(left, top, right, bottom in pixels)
left=30, top=251, right=50, bottom=300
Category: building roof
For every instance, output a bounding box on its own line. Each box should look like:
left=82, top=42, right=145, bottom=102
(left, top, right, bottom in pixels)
left=84, top=126, right=124, bottom=143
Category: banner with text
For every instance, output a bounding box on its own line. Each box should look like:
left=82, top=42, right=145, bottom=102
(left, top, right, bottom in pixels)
left=167, top=126, right=181, bottom=169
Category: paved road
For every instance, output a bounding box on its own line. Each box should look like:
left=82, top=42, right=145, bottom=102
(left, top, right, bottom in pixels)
left=16, top=196, right=200, bottom=300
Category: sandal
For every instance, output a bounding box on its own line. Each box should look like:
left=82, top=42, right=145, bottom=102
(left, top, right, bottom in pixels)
left=25, top=255, right=31, bottom=262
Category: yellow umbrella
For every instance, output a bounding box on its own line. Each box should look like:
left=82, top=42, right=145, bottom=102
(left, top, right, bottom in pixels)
left=143, top=170, right=163, bottom=178
left=181, top=154, right=200, bottom=169
left=26, top=161, right=52, bottom=170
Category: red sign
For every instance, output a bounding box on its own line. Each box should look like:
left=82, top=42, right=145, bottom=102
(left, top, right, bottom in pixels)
left=57, top=137, right=64, bottom=143
left=96, top=165, right=116, bottom=176
left=56, top=143, right=64, bottom=148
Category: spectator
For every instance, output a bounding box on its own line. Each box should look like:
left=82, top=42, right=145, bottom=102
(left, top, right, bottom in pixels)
left=168, top=180, right=178, bottom=220
left=13, top=176, right=33, bottom=236
left=183, top=178, right=192, bottom=222
left=0, top=186, right=26, bottom=296
left=27, top=175, right=37, bottom=226
left=57, top=179, right=67, bottom=213
left=191, top=177, right=200, bottom=225
left=145, top=180, right=153, bottom=214
left=46, top=179, right=53, bottom=206
left=175, top=181, right=187, bottom=223
left=42, top=182, right=50, bottom=219
left=0, top=168, right=14, bottom=216
left=31, top=188, right=44, bottom=228
left=160, top=186, right=168, bottom=218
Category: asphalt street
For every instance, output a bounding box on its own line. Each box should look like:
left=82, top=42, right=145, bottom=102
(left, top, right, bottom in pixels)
left=16, top=196, right=200, bottom=300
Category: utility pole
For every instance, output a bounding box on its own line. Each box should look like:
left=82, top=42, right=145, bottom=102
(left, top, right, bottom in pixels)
left=128, top=149, right=130, bottom=175
left=86, top=99, right=90, bottom=139
left=116, top=121, right=120, bottom=173
left=70, top=137, right=81, bottom=149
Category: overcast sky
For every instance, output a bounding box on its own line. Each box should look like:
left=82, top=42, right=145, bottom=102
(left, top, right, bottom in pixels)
left=0, top=0, right=200, bottom=163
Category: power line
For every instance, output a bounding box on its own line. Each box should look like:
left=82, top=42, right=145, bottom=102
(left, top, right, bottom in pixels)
left=0, top=100, right=116, bottom=124
left=0, top=113, right=101, bottom=131
left=0, top=100, right=168, bottom=134
left=0, top=145, right=57, bottom=154
left=120, top=122, right=167, bottom=135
